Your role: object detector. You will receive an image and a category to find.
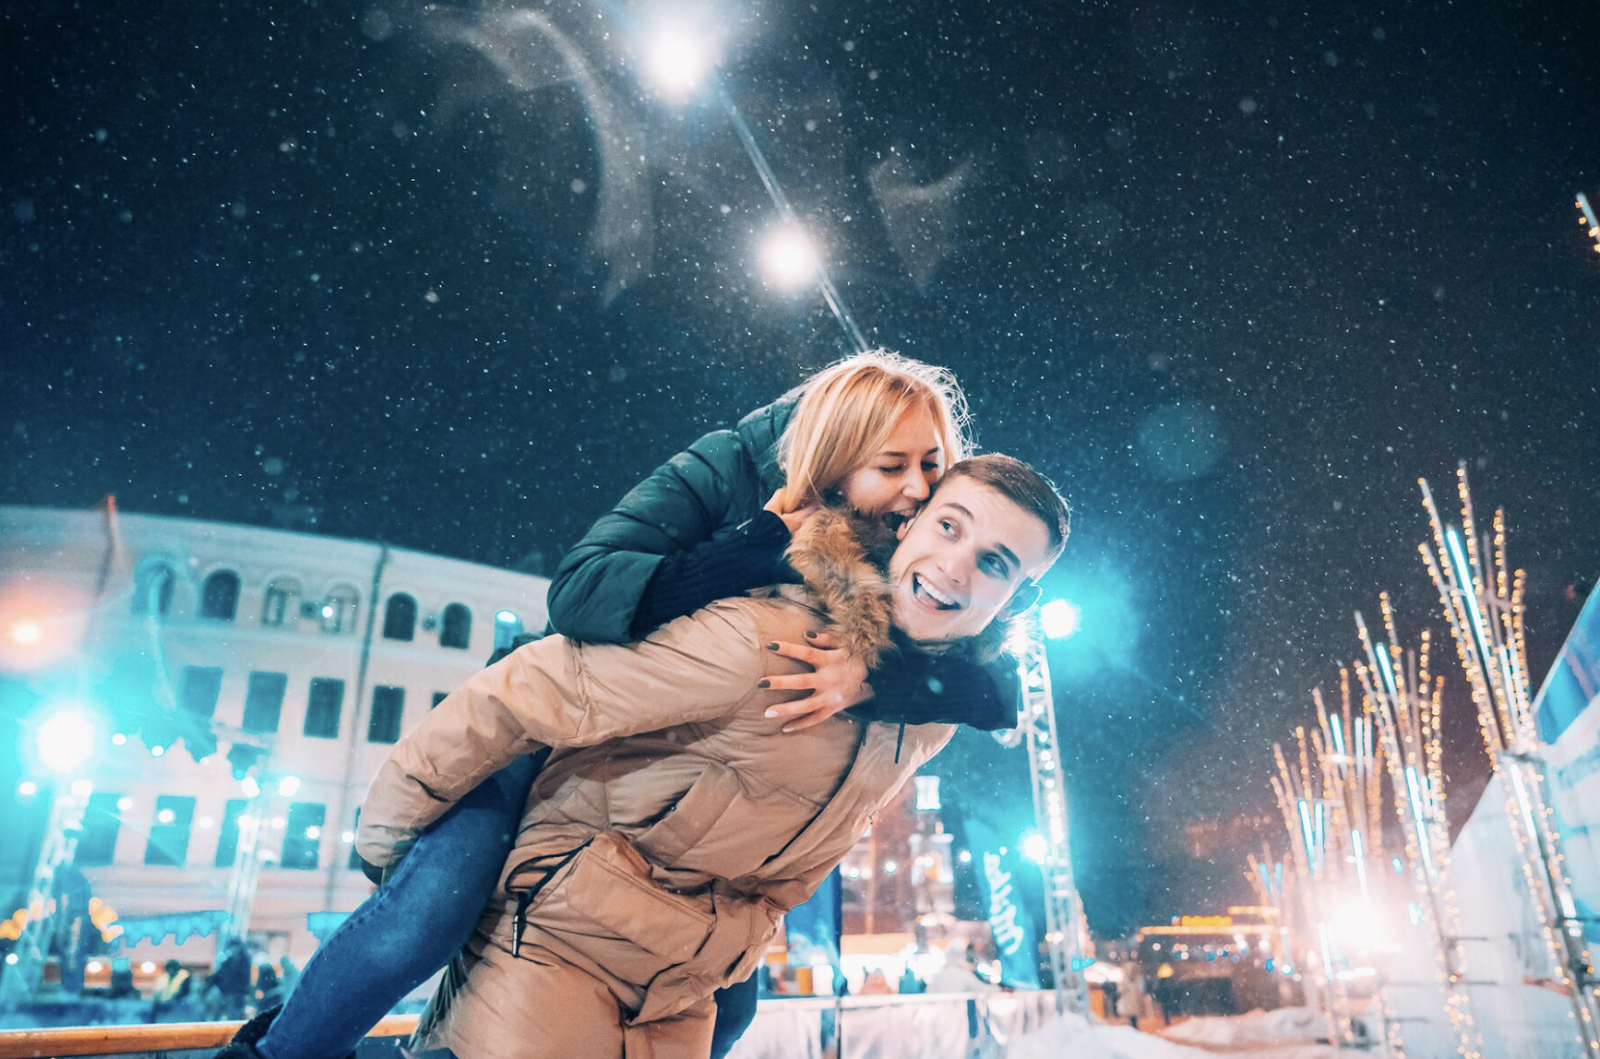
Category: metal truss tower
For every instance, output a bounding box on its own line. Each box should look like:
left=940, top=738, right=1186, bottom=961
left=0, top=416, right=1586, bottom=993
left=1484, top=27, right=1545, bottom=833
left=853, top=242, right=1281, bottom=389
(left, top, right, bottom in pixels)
left=997, top=621, right=1090, bottom=1014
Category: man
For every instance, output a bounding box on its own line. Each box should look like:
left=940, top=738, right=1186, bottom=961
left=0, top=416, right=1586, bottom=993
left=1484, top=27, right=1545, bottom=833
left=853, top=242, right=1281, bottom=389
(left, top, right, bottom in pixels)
left=356, top=455, right=1068, bottom=1059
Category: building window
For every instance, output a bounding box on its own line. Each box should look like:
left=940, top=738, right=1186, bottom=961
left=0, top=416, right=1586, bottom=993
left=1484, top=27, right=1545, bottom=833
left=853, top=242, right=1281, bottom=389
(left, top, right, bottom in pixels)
left=131, top=562, right=175, bottom=617
left=214, top=798, right=249, bottom=868
left=242, top=671, right=288, bottom=734
left=177, top=666, right=224, bottom=720
left=144, top=795, right=197, bottom=866
left=320, top=585, right=360, bottom=634
left=439, top=603, right=472, bottom=649
left=76, top=792, right=124, bottom=867
left=262, top=577, right=302, bottom=627
left=493, top=610, right=524, bottom=651
left=431, top=692, right=449, bottom=710
left=382, top=593, right=417, bottom=642
left=281, top=803, right=326, bottom=870
left=367, top=686, right=404, bottom=744
left=200, top=570, right=241, bottom=621
left=304, top=678, right=345, bottom=739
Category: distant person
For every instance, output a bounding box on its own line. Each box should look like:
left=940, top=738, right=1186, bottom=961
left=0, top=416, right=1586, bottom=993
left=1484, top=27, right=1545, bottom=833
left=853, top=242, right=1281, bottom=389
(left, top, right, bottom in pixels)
left=213, top=353, right=1026, bottom=1059
left=276, top=955, right=300, bottom=999
left=253, top=965, right=284, bottom=1015
left=860, top=969, right=896, bottom=995
left=897, top=966, right=927, bottom=994
left=206, top=939, right=252, bottom=1020
left=107, top=956, right=138, bottom=999
left=151, top=958, right=193, bottom=1022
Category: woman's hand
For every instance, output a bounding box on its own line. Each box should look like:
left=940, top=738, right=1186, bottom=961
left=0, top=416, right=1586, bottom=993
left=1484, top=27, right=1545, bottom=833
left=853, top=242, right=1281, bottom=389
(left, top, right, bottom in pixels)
left=761, top=630, right=873, bottom=732
left=764, top=489, right=823, bottom=536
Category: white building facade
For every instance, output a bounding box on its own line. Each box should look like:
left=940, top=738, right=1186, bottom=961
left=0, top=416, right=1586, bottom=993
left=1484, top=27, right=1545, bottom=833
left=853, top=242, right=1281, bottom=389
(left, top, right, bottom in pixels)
left=0, top=504, right=549, bottom=964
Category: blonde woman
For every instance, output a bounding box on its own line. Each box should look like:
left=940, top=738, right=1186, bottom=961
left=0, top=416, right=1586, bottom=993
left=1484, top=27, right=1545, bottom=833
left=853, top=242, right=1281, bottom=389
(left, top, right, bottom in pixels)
left=221, top=352, right=1021, bottom=1059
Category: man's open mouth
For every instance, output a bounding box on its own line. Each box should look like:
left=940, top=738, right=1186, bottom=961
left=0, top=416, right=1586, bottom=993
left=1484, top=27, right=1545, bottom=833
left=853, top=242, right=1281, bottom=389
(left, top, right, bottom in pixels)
left=912, top=573, right=960, bottom=610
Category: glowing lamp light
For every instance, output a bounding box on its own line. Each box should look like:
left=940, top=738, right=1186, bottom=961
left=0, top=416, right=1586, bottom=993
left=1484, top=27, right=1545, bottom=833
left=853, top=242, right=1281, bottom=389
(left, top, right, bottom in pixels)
left=140, top=961, right=156, bottom=974
left=36, top=708, right=97, bottom=774
left=759, top=223, right=821, bottom=291
left=241, top=777, right=261, bottom=798
left=149, top=744, right=166, bottom=758
left=883, top=860, right=898, bottom=875
left=1039, top=598, right=1082, bottom=641
left=17, top=781, right=37, bottom=798
left=8, top=620, right=43, bottom=646
left=1020, top=831, right=1049, bottom=864
left=278, top=775, right=301, bottom=797
left=643, top=27, right=712, bottom=101
left=495, top=610, right=519, bottom=625
left=157, top=809, right=176, bottom=825
left=111, top=733, right=127, bottom=747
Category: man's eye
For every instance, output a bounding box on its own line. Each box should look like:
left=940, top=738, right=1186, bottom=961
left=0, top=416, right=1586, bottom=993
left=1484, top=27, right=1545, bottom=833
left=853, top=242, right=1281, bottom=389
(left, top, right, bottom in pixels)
left=939, top=519, right=956, bottom=535
left=983, top=555, right=1009, bottom=577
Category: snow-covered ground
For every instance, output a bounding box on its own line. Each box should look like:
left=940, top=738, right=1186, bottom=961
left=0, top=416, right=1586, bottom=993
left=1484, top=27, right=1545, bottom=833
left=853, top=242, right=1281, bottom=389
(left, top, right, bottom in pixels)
left=730, top=999, right=1340, bottom=1059
left=1010, top=1008, right=1341, bottom=1059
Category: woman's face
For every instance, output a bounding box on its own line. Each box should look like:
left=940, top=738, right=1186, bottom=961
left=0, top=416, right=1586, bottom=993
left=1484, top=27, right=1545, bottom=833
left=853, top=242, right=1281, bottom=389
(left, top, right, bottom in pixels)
left=839, top=405, right=946, bottom=523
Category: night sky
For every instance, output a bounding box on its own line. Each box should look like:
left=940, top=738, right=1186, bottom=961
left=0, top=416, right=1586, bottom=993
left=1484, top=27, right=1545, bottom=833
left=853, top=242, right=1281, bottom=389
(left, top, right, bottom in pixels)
left=4, top=0, right=1598, bottom=934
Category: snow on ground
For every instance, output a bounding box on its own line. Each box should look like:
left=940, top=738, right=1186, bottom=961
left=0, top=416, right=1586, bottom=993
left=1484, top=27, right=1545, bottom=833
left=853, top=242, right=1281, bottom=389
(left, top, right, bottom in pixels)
left=1008, top=1009, right=1341, bottom=1059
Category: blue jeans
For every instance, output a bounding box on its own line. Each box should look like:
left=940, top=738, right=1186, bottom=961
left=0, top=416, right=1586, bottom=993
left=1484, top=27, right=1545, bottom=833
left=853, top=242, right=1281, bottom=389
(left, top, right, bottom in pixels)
left=254, top=756, right=759, bottom=1059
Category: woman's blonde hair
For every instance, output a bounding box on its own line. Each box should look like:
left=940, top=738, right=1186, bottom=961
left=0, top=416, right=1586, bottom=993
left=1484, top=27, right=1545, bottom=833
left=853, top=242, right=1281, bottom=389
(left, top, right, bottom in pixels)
left=775, top=350, right=972, bottom=511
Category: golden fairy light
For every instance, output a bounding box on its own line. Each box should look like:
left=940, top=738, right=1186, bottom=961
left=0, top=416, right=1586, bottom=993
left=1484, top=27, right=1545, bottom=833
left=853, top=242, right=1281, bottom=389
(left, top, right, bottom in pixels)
left=1579, top=192, right=1600, bottom=258
left=1417, top=466, right=1600, bottom=1054
left=1353, top=610, right=1480, bottom=1059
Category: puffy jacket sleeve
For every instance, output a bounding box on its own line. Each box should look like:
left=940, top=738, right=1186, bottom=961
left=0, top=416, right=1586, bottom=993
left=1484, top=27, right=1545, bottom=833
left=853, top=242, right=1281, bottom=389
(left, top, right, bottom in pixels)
left=546, top=429, right=764, bottom=644
left=356, top=601, right=767, bottom=872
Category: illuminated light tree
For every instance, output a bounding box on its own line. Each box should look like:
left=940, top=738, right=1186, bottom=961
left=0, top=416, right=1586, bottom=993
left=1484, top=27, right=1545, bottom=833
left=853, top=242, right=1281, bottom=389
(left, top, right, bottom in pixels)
left=1577, top=192, right=1600, bottom=260
left=1352, top=605, right=1479, bottom=1059
left=1417, top=467, right=1600, bottom=1055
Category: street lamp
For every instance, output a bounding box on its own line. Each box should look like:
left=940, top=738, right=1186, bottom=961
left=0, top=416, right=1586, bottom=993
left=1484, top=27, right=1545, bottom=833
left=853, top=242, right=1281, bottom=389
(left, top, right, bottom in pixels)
left=759, top=222, right=822, bottom=291
left=35, top=707, right=98, bottom=775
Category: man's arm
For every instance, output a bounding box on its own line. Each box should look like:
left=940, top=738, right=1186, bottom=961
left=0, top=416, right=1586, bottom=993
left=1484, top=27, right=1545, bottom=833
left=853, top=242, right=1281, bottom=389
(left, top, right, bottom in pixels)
left=356, top=600, right=769, bottom=871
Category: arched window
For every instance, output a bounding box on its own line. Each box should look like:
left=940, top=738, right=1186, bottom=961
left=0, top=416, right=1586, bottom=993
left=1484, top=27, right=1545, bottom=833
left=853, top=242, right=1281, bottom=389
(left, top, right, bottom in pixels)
left=262, top=577, right=303, bottom=627
left=131, top=562, right=175, bottom=617
left=440, top=603, right=472, bottom=650
left=200, top=570, right=241, bottom=621
left=382, top=593, right=417, bottom=641
left=493, top=609, right=524, bottom=651
left=320, top=585, right=360, bottom=634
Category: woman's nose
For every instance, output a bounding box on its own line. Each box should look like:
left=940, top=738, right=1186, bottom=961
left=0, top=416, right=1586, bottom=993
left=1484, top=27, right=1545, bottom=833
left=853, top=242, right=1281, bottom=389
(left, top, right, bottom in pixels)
left=904, top=472, right=931, bottom=500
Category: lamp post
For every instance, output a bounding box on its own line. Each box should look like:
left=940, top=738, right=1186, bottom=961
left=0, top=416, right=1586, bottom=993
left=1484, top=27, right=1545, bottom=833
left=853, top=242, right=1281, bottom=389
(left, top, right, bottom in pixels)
left=0, top=707, right=98, bottom=1009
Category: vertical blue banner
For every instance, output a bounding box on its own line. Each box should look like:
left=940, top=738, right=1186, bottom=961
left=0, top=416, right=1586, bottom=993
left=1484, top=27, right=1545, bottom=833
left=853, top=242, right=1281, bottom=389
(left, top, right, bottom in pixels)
left=785, top=866, right=843, bottom=982
left=964, top=818, right=1041, bottom=989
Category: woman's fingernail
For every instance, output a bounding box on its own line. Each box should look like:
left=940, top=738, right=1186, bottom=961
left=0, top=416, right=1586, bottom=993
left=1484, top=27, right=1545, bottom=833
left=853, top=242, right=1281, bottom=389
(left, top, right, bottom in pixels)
left=764, top=709, right=778, bottom=718
left=758, top=679, right=771, bottom=689
left=767, top=642, right=780, bottom=651
left=805, top=631, right=818, bottom=640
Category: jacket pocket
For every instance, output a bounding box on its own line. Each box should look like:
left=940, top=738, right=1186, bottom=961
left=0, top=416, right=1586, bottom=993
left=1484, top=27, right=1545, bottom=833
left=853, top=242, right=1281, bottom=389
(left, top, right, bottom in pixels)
left=517, top=832, right=714, bottom=988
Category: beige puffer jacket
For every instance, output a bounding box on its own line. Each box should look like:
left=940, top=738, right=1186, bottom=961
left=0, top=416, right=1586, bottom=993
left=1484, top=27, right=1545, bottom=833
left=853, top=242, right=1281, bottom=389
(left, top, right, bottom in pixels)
left=356, top=511, right=957, bottom=1059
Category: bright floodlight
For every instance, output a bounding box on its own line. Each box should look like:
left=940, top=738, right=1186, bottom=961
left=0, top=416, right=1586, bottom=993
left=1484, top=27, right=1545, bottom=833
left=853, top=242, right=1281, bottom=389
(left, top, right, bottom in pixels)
left=8, top=620, right=43, bottom=646
left=1039, top=598, right=1082, bottom=641
left=278, top=775, right=301, bottom=797
left=643, top=27, right=711, bottom=101
left=759, top=223, right=821, bottom=291
left=1020, top=830, right=1049, bottom=864
left=36, top=708, right=96, bottom=774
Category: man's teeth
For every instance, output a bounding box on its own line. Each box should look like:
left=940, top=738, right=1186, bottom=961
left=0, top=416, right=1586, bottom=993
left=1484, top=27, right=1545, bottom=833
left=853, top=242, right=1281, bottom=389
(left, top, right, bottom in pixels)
left=915, top=574, right=958, bottom=609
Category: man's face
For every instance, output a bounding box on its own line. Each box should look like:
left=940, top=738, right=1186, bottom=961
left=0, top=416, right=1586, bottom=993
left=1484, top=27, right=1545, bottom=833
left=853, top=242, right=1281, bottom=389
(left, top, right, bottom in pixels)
left=886, top=476, right=1055, bottom=646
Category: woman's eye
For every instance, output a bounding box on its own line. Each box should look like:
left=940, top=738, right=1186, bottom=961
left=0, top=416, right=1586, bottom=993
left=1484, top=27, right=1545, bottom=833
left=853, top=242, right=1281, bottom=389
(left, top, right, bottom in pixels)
left=879, top=464, right=906, bottom=475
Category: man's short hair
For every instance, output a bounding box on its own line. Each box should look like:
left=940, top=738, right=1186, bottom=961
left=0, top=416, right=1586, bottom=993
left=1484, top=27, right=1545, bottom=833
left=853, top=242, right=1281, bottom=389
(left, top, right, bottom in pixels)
left=940, top=454, right=1071, bottom=569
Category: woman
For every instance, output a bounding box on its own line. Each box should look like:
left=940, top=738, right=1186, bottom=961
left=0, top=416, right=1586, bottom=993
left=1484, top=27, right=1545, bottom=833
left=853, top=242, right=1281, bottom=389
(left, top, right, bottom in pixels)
left=222, top=351, right=1018, bottom=1059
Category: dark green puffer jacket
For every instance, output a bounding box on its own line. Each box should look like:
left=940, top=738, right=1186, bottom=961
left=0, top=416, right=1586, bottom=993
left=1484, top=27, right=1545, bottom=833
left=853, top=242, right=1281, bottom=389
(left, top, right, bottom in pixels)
left=546, top=396, right=795, bottom=644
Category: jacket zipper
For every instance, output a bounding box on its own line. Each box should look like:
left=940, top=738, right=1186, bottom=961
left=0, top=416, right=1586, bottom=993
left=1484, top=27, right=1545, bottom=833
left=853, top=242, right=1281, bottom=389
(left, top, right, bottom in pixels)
left=509, top=840, right=591, bottom=959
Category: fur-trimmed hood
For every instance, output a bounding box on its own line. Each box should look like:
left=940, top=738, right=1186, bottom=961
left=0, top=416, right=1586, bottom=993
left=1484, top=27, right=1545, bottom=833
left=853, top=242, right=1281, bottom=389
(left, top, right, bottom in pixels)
left=782, top=507, right=899, bottom=670
left=784, top=505, right=1014, bottom=669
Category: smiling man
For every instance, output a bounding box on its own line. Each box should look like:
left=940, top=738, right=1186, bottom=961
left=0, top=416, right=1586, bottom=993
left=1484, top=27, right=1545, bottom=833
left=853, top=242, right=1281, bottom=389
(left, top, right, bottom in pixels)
left=351, top=454, right=1068, bottom=1059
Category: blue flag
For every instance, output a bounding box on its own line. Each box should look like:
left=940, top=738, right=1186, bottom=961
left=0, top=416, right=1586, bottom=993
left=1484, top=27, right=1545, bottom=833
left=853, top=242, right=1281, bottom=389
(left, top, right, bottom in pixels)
left=785, top=867, right=843, bottom=985
left=964, top=818, right=1041, bottom=989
